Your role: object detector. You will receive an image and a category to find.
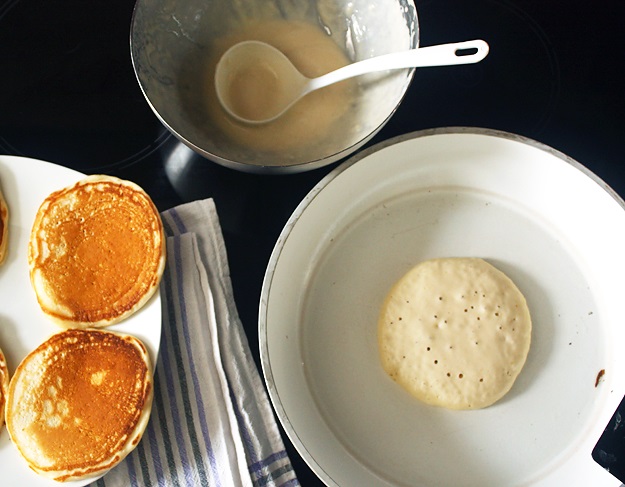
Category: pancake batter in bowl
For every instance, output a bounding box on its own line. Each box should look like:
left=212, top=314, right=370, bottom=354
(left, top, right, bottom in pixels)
left=204, top=19, right=361, bottom=156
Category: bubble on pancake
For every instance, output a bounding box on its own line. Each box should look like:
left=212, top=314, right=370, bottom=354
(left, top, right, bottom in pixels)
left=378, top=257, right=532, bottom=410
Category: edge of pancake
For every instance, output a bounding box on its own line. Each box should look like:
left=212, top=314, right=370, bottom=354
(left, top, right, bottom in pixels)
left=378, top=257, right=532, bottom=410
left=0, top=346, right=9, bottom=432
left=5, top=328, right=153, bottom=482
left=28, top=174, right=166, bottom=328
left=0, top=185, right=8, bottom=265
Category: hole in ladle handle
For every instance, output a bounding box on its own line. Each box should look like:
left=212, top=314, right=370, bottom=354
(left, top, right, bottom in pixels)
left=455, top=47, right=479, bottom=57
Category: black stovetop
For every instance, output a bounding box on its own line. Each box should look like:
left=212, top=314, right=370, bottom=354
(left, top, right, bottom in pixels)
left=2, top=0, right=625, bottom=485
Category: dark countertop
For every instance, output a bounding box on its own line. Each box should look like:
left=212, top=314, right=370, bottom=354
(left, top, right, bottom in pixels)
left=2, top=0, right=625, bottom=484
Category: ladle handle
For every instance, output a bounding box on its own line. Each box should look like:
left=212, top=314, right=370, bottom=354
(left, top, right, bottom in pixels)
left=306, top=39, right=489, bottom=94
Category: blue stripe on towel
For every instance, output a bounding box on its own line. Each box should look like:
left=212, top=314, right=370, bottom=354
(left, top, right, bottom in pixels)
left=124, top=449, right=138, bottom=486
left=174, top=235, right=221, bottom=485
left=155, top=283, right=183, bottom=487
left=161, top=260, right=196, bottom=486
left=279, top=479, right=301, bottom=487
left=170, top=239, right=214, bottom=486
left=145, top=389, right=167, bottom=486
left=248, top=450, right=288, bottom=474
left=136, top=436, right=151, bottom=486
left=227, top=378, right=258, bottom=462
left=168, top=207, right=187, bottom=235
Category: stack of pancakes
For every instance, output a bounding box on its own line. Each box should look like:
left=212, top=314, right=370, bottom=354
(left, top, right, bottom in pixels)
left=3, top=175, right=165, bottom=482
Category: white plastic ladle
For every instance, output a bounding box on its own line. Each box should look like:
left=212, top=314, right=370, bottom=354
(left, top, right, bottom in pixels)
left=215, top=39, right=489, bottom=124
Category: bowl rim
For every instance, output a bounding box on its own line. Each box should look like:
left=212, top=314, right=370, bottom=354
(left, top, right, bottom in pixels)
left=129, top=0, right=420, bottom=174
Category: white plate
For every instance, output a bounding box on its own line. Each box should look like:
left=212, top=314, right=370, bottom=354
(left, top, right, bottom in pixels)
left=0, top=156, right=162, bottom=486
left=260, top=128, right=625, bottom=486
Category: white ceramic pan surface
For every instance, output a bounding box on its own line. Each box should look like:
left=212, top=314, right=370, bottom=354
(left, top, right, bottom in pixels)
left=260, top=128, right=625, bottom=486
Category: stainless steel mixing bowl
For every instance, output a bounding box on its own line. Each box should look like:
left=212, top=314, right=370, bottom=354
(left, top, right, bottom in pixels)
left=130, top=0, right=418, bottom=173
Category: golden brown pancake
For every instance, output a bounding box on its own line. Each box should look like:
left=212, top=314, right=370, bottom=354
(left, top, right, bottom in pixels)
left=28, top=175, right=166, bottom=328
left=0, top=345, right=9, bottom=432
left=5, top=328, right=153, bottom=482
left=0, top=183, right=8, bottom=265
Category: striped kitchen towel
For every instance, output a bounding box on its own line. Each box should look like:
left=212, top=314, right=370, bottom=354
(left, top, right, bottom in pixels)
left=90, top=198, right=299, bottom=487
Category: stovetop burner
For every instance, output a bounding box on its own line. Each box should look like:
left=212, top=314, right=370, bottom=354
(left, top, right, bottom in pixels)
left=0, top=0, right=173, bottom=172
left=382, top=0, right=561, bottom=139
